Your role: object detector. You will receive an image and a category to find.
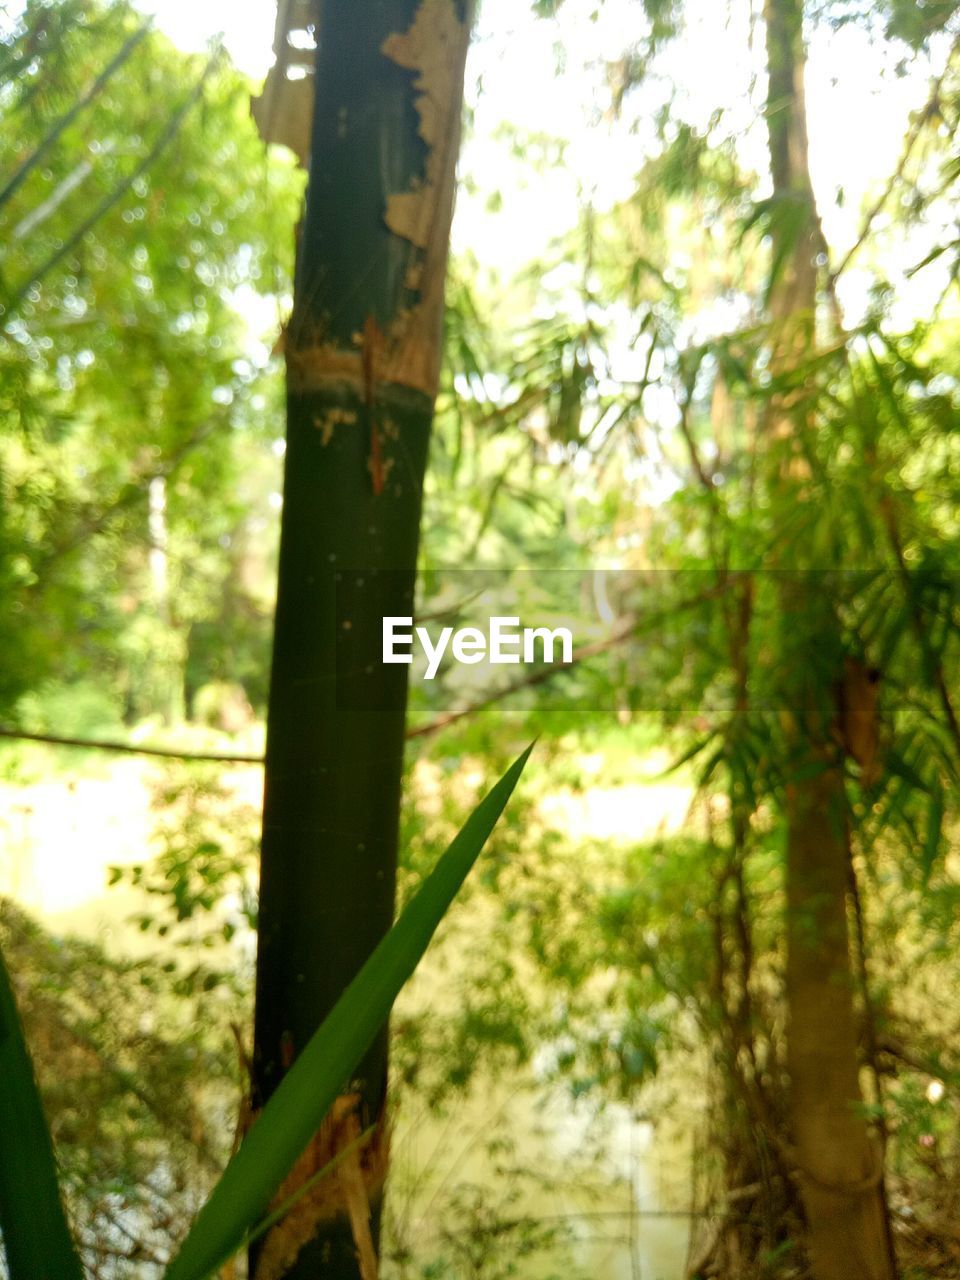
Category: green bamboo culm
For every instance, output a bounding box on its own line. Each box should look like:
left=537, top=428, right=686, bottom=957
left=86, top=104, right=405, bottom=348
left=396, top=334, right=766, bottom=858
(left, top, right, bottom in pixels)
left=0, top=945, right=85, bottom=1280
left=164, top=743, right=534, bottom=1280
left=251, top=2, right=474, bottom=1276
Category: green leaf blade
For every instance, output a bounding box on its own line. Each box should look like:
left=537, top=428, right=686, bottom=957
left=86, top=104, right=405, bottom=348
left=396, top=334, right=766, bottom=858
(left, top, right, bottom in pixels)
left=164, top=742, right=535, bottom=1280
left=0, top=948, right=85, bottom=1280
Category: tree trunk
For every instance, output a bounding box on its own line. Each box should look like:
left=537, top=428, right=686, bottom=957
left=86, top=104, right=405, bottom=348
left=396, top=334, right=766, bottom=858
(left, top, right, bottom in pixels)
left=250, top=5, right=473, bottom=1278
left=762, top=0, right=896, bottom=1275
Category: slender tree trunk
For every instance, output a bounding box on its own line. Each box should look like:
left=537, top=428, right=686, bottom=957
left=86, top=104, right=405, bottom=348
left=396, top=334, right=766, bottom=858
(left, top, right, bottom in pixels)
left=762, top=1, right=896, bottom=1275
left=250, top=5, right=473, bottom=1278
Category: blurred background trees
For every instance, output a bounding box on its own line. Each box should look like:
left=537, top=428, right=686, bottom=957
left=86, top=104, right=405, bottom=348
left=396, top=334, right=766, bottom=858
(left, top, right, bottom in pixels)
left=3, top=0, right=960, bottom=1276
left=0, top=0, right=300, bottom=729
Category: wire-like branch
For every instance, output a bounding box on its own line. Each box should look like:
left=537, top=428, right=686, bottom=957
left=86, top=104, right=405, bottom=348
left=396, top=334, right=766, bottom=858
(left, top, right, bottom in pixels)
left=0, top=625, right=637, bottom=763
left=3, top=46, right=220, bottom=320
left=405, top=618, right=641, bottom=740
left=0, top=726, right=263, bottom=764
left=829, top=42, right=957, bottom=286
left=12, top=149, right=111, bottom=243
left=408, top=582, right=725, bottom=740
left=677, top=392, right=714, bottom=493
left=0, top=22, right=150, bottom=213
left=0, top=587, right=724, bottom=763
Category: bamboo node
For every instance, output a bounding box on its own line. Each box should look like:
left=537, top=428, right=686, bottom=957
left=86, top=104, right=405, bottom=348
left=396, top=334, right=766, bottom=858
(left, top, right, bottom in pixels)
left=286, top=342, right=365, bottom=394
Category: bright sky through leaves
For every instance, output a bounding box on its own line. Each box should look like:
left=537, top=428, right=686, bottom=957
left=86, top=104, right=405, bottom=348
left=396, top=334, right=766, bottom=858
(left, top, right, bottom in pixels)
left=135, top=0, right=948, bottom=326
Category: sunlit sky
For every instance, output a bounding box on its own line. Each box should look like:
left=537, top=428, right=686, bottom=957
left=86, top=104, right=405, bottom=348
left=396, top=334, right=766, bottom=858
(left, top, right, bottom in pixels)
left=135, top=0, right=948, bottom=325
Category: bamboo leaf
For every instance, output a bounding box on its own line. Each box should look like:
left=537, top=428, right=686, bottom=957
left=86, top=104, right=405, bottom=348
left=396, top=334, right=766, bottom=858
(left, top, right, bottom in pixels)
left=164, top=742, right=535, bottom=1280
left=696, top=744, right=726, bottom=789
left=882, top=741, right=929, bottom=794
left=0, top=947, right=85, bottom=1280
left=659, top=732, right=718, bottom=777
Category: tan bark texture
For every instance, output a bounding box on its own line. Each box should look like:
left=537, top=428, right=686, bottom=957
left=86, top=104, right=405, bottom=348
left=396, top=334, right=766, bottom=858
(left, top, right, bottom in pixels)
left=784, top=756, right=895, bottom=1279
left=763, top=0, right=897, bottom=1274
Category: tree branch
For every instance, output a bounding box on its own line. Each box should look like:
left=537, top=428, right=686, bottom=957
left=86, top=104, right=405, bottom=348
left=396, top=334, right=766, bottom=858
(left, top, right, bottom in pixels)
left=828, top=43, right=957, bottom=287
left=3, top=46, right=220, bottom=321
left=0, top=22, right=149, bottom=212
left=0, top=726, right=263, bottom=765
left=0, top=587, right=724, bottom=763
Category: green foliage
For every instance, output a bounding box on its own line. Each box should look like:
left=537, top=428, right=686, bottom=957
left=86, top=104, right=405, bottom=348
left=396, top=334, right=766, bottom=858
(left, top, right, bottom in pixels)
left=110, top=764, right=259, bottom=970
left=388, top=1180, right=577, bottom=1280
left=0, top=0, right=299, bottom=721
left=826, top=0, right=958, bottom=48
left=435, top=5, right=960, bottom=1271
left=0, top=748, right=532, bottom=1280
left=5, top=0, right=960, bottom=1275
left=163, top=744, right=533, bottom=1280
left=0, top=899, right=241, bottom=1277
left=0, top=917, right=83, bottom=1280
left=16, top=679, right=125, bottom=738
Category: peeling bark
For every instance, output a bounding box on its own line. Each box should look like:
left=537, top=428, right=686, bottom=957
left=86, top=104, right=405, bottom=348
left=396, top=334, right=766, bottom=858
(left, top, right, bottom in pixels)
left=253, top=1096, right=389, bottom=1280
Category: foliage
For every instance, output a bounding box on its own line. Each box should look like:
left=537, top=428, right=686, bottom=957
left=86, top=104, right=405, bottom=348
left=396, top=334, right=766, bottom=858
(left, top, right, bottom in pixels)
left=0, top=749, right=532, bottom=1280
left=0, top=0, right=299, bottom=722
left=110, top=764, right=259, bottom=978
left=428, top=0, right=960, bottom=1272
left=0, top=898, right=239, bottom=1277
left=5, top=0, right=960, bottom=1276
